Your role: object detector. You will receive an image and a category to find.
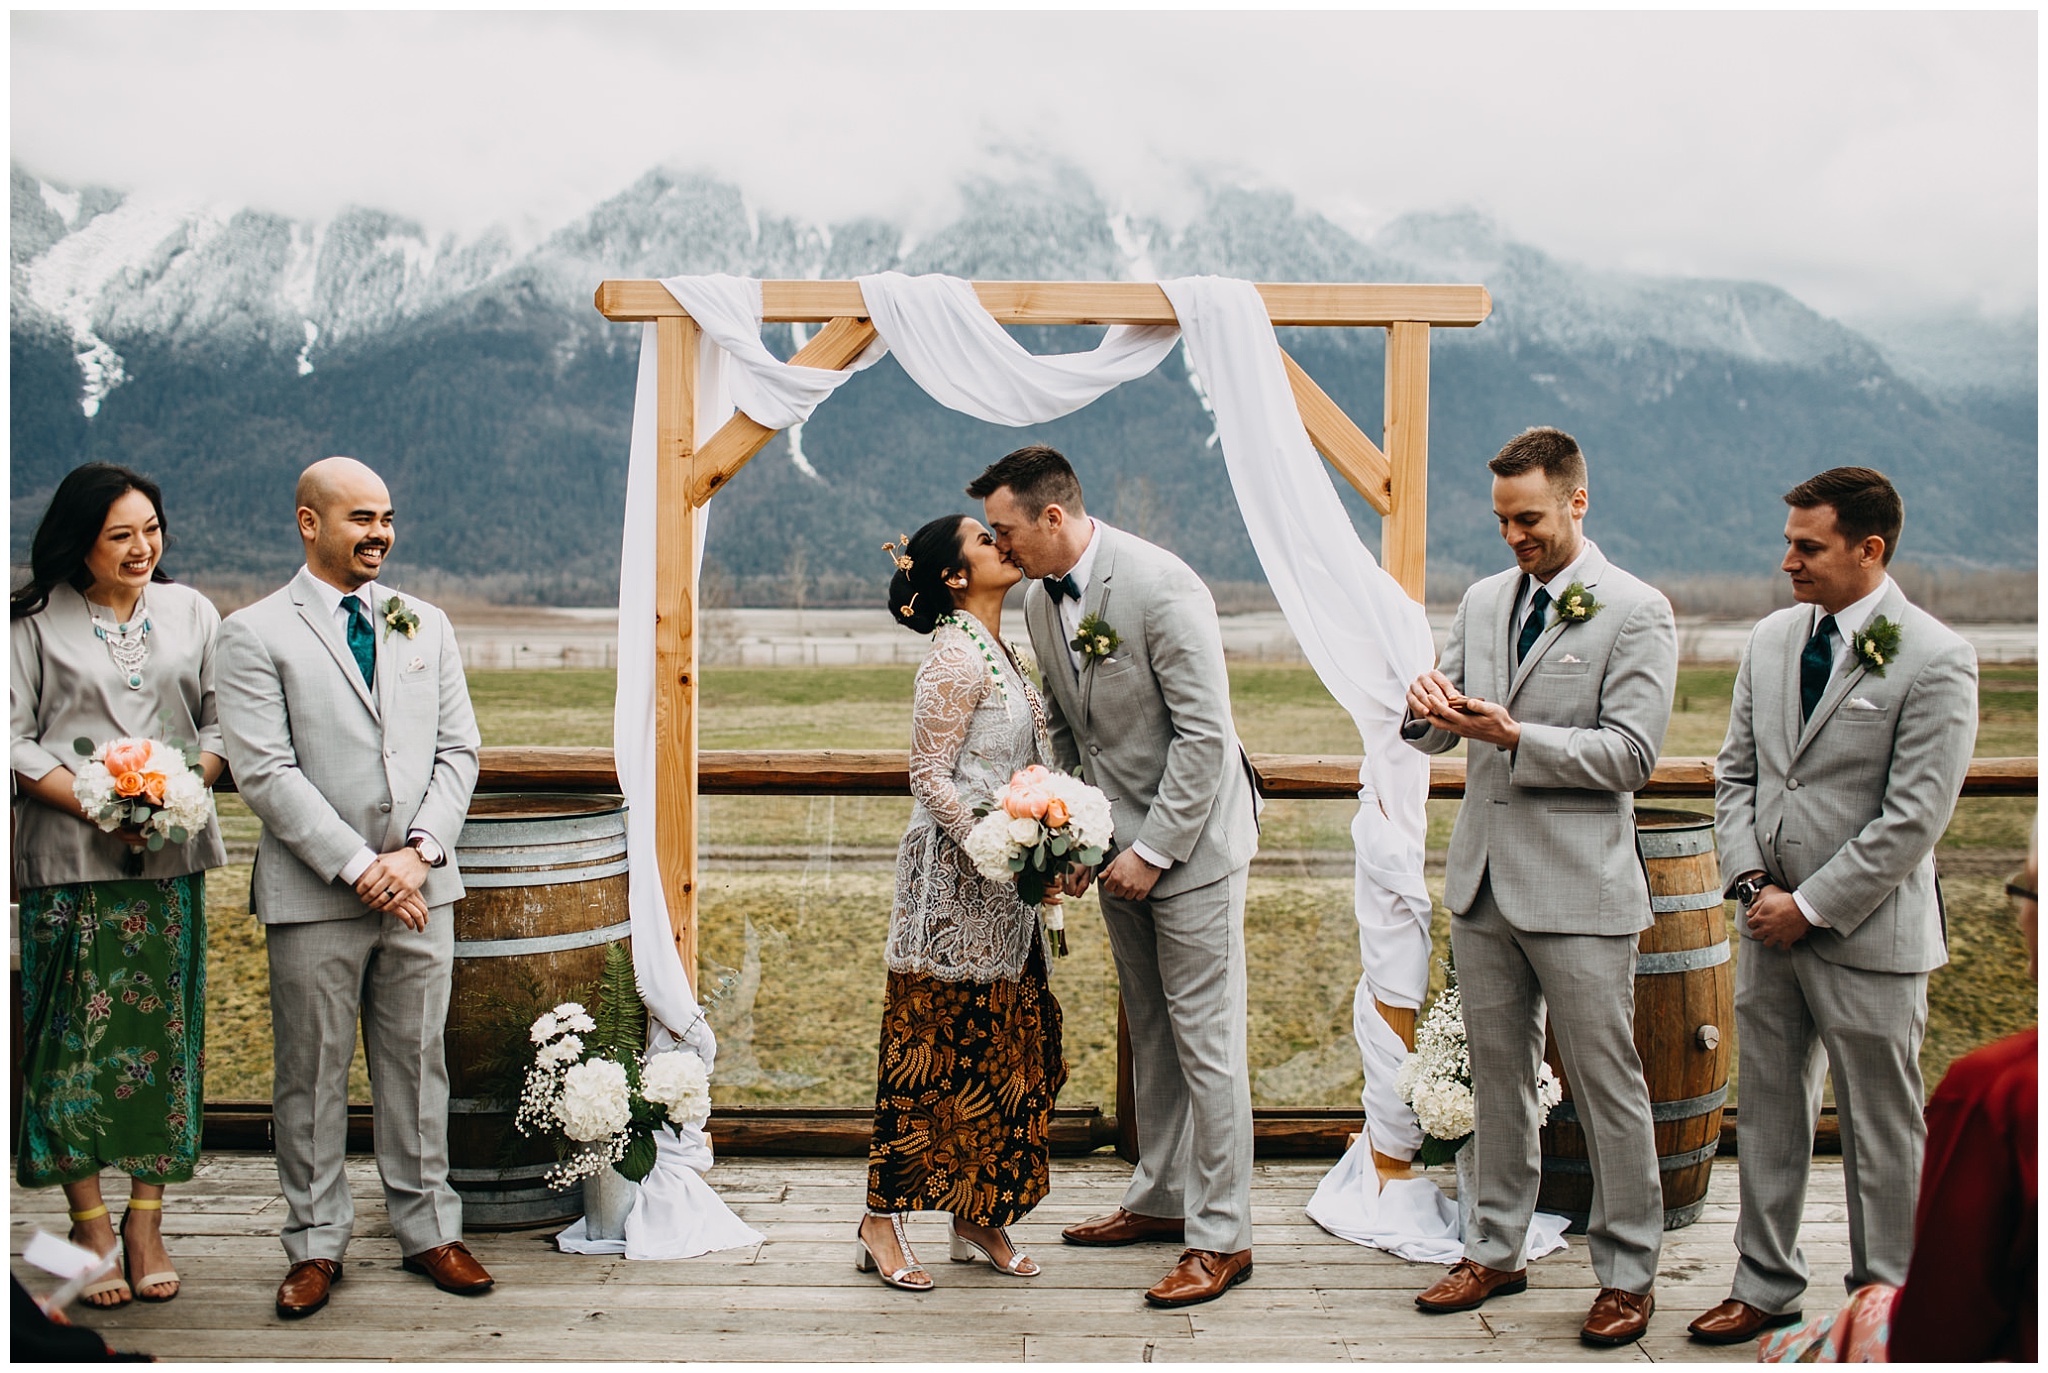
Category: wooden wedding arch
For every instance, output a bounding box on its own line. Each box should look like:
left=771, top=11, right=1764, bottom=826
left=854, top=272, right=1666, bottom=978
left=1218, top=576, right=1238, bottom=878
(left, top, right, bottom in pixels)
left=593, top=277, right=1492, bottom=997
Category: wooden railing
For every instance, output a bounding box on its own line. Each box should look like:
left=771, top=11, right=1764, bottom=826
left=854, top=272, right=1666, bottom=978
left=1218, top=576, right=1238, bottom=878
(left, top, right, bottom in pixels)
left=201, top=749, right=2035, bottom=1158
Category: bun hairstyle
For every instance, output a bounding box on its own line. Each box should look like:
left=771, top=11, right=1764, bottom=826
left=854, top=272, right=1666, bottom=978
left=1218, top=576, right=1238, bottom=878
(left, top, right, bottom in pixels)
left=886, top=514, right=973, bottom=635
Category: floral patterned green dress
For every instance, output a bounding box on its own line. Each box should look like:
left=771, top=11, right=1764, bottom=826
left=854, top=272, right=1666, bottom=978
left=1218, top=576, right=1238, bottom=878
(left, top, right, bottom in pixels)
left=17, top=877, right=208, bottom=1185
left=11, top=581, right=225, bottom=1187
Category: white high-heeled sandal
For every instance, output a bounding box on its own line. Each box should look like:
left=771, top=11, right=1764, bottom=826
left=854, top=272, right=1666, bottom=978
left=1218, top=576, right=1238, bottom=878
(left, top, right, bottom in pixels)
left=950, top=1223, right=1039, bottom=1277
left=854, top=1212, right=932, bottom=1292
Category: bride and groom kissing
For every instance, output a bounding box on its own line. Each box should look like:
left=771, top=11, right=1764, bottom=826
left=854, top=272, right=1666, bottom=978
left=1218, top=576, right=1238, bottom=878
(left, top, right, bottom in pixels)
left=859, top=444, right=1262, bottom=1309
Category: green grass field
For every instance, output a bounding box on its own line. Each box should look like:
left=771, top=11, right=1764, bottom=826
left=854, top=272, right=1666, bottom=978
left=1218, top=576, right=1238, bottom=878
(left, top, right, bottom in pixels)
left=203, top=661, right=2037, bottom=1114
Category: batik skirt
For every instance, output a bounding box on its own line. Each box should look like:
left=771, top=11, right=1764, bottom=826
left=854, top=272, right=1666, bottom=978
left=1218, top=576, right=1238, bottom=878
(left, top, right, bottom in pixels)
left=16, top=875, right=207, bottom=1187
left=866, top=941, right=1067, bottom=1227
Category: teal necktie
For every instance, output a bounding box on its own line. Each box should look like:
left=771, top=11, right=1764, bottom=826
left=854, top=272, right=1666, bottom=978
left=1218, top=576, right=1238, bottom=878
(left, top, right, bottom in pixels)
left=1515, top=585, right=1551, bottom=665
left=1800, top=614, right=1836, bottom=722
left=346, top=595, right=376, bottom=690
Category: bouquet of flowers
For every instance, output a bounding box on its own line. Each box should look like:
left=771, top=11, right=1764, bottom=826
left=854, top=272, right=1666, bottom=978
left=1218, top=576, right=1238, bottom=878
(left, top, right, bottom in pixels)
left=71, top=734, right=212, bottom=853
left=516, top=944, right=713, bottom=1187
left=1394, top=960, right=1563, bottom=1166
left=963, top=764, right=1113, bottom=954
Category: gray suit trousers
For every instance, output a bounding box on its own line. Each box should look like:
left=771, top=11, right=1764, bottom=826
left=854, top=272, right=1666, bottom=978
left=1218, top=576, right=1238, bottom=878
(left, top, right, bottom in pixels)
left=1098, top=866, right=1254, bottom=1254
left=1452, top=881, right=1663, bottom=1292
left=267, top=905, right=462, bottom=1261
left=1729, top=940, right=1928, bottom=1312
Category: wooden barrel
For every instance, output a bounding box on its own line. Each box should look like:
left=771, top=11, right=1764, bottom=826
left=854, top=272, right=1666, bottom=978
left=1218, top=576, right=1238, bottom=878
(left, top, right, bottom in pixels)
left=445, top=793, right=631, bottom=1229
left=1536, top=807, right=1735, bottom=1231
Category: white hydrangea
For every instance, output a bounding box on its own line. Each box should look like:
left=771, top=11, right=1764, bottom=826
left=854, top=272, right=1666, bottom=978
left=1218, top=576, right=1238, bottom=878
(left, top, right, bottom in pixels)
left=1535, top=1061, right=1564, bottom=1126
left=964, top=811, right=1021, bottom=882
left=640, top=1051, right=712, bottom=1129
left=555, top=1058, right=632, bottom=1142
left=1041, top=771, right=1113, bottom=848
left=1409, top=1076, right=1478, bottom=1141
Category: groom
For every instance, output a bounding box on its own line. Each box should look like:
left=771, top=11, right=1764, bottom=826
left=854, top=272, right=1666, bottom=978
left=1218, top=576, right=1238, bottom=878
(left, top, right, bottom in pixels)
left=1402, top=428, right=1675, bottom=1347
left=971, top=444, right=1261, bottom=1309
left=216, top=456, right=490, bottom=1318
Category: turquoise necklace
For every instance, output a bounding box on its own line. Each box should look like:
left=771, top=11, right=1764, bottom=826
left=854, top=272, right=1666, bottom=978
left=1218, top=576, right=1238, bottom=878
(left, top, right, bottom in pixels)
left=88, top=593, right=152, bottom=691
left=940, top=611, right=1012, bottom=713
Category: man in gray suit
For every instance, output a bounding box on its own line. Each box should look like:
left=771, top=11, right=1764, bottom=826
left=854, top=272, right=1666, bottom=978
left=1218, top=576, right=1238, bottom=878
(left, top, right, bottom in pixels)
left=217, top=456, right=490, bottom=1318
left=971, top=445, right=1261, bottom=1309
left=1689, top=468, right=1977, bottom=1345
left=1402, top=428, right=1677, bottom=1347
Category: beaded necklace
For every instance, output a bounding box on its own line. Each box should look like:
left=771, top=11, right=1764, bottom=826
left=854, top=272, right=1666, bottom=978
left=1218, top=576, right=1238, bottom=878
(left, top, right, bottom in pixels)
left=939, top=611, right=1012, bottom=714
left=88, top=592, right=152, bottom=691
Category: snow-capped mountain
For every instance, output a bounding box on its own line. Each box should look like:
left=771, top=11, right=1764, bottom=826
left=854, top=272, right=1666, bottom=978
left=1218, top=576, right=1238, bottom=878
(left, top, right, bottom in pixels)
left=10, top=161, right=2035, bottom=599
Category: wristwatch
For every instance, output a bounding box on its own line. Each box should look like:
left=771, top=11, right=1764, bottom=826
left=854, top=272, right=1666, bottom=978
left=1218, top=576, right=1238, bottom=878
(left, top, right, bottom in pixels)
left=407, top=833, right=446, bottom=868
left=1733, top=873, right=1768, bottom=908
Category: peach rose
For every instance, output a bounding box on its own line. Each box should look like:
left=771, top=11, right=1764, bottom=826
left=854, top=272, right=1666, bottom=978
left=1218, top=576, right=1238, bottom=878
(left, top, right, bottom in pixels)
left=114, top=770, right=147, bottom=798
left=141, top=773, right=168, bottom=805
left=103, top=739, right=151, bottom=777
left=1044, top=797, right=1070, bottom=829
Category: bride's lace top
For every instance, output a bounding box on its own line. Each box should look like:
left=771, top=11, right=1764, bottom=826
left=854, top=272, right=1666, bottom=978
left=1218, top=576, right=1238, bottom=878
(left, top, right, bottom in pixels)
left=889, top=614, right=1053, bottom=982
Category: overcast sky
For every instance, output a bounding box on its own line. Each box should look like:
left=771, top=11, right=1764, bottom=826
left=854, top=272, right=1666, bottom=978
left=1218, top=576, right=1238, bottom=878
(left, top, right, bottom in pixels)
left=11, top=10, right=2036, bottom=319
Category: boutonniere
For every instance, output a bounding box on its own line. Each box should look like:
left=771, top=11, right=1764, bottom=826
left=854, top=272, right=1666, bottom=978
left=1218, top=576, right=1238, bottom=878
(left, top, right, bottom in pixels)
left=1553, top=581, right=1601, bottom=625
left=1071, top=613, right=1121, bottom=663
left=382, top=595, right=421, bottom=640
left=1851, top=616, right=1902, bottom=676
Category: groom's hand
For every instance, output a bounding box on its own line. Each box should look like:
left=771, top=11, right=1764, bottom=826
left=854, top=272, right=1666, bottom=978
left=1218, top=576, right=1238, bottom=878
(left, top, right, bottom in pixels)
left=1406, top=669, right=1463, bottom=725
left=1430, top=696, right=1523, bottom=751
left=1099, top=849, right=1162, bottom=901
left=357, top=847, right=430, bottom=915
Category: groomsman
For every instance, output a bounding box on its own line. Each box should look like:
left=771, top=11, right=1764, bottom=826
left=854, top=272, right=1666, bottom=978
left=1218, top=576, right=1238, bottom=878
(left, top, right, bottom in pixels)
left=217, top=457, right=489, bottom=1318
left=1403, top=428, right=1676, bottom=1348
left=1689, top=467, right=1977, bottom=1345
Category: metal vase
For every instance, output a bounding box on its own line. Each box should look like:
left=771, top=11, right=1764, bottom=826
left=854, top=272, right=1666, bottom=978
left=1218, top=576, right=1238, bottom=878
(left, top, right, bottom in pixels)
left=582, top=1163, right=639, bottom=1242
left=1454, top=1144, right=1478, bottom=1249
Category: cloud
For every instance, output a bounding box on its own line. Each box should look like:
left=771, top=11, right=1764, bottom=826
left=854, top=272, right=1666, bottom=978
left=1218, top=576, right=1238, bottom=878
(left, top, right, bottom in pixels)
left=10, top=10, right=2035, bottom=315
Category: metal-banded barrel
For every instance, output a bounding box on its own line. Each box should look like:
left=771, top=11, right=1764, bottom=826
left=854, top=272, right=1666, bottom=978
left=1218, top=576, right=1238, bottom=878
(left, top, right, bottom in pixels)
left=1537, top=807, right=1735, bottom=1231
left=445, top=794, right=631, bottom=1229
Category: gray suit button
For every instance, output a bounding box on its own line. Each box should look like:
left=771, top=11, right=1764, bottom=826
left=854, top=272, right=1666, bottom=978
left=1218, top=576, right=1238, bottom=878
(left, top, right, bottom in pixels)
left=1090, top=745, right=1101, bottom=756
left=378, top=802, right=392, bottom=813
left=1787, top=778, right=1801, bottom=790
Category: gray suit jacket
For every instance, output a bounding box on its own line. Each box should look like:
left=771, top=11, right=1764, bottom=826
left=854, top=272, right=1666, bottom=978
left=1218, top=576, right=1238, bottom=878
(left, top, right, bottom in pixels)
left=1025, top=524, right=1260, bottom=900
left=1404, top=542, right=1678, bottom=934
left=1715, top=583, right=1976, bottom=974
left=216, top=568, right=480, bottom=924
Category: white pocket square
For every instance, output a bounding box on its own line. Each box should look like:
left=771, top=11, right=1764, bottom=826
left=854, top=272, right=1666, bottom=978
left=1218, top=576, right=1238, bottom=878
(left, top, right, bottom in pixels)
left=1558, top=653, right=1583, bottom=664
left=406, top=657, right=427, bottom=673
left=1847, top=696, right=1884, bottom=711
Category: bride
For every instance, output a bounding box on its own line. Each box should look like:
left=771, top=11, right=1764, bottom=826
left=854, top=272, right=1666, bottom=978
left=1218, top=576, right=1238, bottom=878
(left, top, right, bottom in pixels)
left=854, top=514, right=1070, bottom=1292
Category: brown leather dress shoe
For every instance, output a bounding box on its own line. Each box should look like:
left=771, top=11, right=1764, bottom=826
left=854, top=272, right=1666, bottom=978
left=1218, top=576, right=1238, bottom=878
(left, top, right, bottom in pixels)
left=1061, top=1208, right=1186, bottom=1247
left=1581, top=1287, right=1655, bottom=1346
left=1144, top=1249, right=1253, bottom=1308
left=401, top=1241, right=495, bottom=1295
left=276, top=1259, right=343, bottom=1318
left=1414, top=1258, right=1527, bottom=1313
left=1688, top=1298, right=1802, bottom=1345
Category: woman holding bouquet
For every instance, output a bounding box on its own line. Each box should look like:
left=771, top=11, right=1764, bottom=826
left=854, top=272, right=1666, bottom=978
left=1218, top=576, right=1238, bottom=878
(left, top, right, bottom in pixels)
left=10, top=463, right=226, bottom=1306
left=857, top=514, right=1070, bottom=1291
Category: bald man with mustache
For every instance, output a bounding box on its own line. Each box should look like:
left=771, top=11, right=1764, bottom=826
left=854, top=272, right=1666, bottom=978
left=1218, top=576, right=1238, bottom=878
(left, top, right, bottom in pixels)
left=216, top=457, right=489, bottom=1318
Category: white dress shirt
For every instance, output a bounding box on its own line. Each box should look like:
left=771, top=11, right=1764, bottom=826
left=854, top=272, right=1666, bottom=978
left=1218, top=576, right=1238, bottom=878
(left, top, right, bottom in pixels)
left=1789, top=575, right=1896, bottom=930
left=303, top=573, right=438, bottom=886
left=1511, top=540, right=1595, bottom=646
left=1050, top=520, right=1172, bottom=874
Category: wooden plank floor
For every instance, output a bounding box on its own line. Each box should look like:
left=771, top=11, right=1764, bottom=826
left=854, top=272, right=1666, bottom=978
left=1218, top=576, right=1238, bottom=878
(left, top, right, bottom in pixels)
left=13, top=1154, right=1847, bottom=1362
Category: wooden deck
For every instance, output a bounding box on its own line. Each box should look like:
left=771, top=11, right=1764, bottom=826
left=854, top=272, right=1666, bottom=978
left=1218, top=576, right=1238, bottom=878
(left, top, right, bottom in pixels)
left=12, top=1154, right=1848, bottom=1362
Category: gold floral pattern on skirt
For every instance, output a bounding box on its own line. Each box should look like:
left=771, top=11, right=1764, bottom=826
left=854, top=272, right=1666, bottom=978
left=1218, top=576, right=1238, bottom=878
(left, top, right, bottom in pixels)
left=867, top=943, right=1065, bottom=1226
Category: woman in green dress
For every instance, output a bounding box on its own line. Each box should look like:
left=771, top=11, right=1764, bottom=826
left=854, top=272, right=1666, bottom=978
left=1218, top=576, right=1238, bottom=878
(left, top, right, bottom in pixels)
left=11, top=464, right=226, bottom=1307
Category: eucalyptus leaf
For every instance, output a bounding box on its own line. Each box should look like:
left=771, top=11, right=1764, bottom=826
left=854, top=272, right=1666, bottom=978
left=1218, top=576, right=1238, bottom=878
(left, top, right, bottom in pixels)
left=1049, top=836, right=1069, bottom=856
left=168, top=826, right=189, bottom=844
left=146, top=834, right=166, bottom=852
left=74, top=737, right=96, bottom=756
left=1077, top=847, right=1103, bottom=866
left=1031, top=846, right=1046, bottom=871
left=1008, top=856, right=1027, bottom=873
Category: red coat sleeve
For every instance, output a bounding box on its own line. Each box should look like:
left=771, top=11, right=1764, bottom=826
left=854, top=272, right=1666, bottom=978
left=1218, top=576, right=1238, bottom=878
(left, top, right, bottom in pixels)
left=1888, top=1029, right=2037, bottom=1364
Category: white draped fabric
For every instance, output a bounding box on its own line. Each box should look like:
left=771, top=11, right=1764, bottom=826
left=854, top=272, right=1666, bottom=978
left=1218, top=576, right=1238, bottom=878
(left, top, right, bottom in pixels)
left=593, top=318, right=761, bottom=1260
left=611, top=271, right=1474, bottom=1259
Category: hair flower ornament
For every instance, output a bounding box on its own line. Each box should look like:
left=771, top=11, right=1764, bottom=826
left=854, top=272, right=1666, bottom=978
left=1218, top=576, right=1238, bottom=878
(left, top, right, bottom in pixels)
left=882, top=534, right=914, bottom=573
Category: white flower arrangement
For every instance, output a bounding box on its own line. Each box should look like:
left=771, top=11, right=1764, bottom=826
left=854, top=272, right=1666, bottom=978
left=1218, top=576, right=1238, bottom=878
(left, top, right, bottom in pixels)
left=962, top=765, right=1113, bottom=943
left=515, top=949, right=719, bottom=1188
left=70, top=734, right=213, bottom=850
left=1396, top=962, right=1563, bottom=1165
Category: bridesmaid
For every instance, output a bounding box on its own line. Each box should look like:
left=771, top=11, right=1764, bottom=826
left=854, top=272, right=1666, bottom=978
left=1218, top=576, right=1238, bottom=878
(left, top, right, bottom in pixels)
left=11, top=464, right=227, bottom=1306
